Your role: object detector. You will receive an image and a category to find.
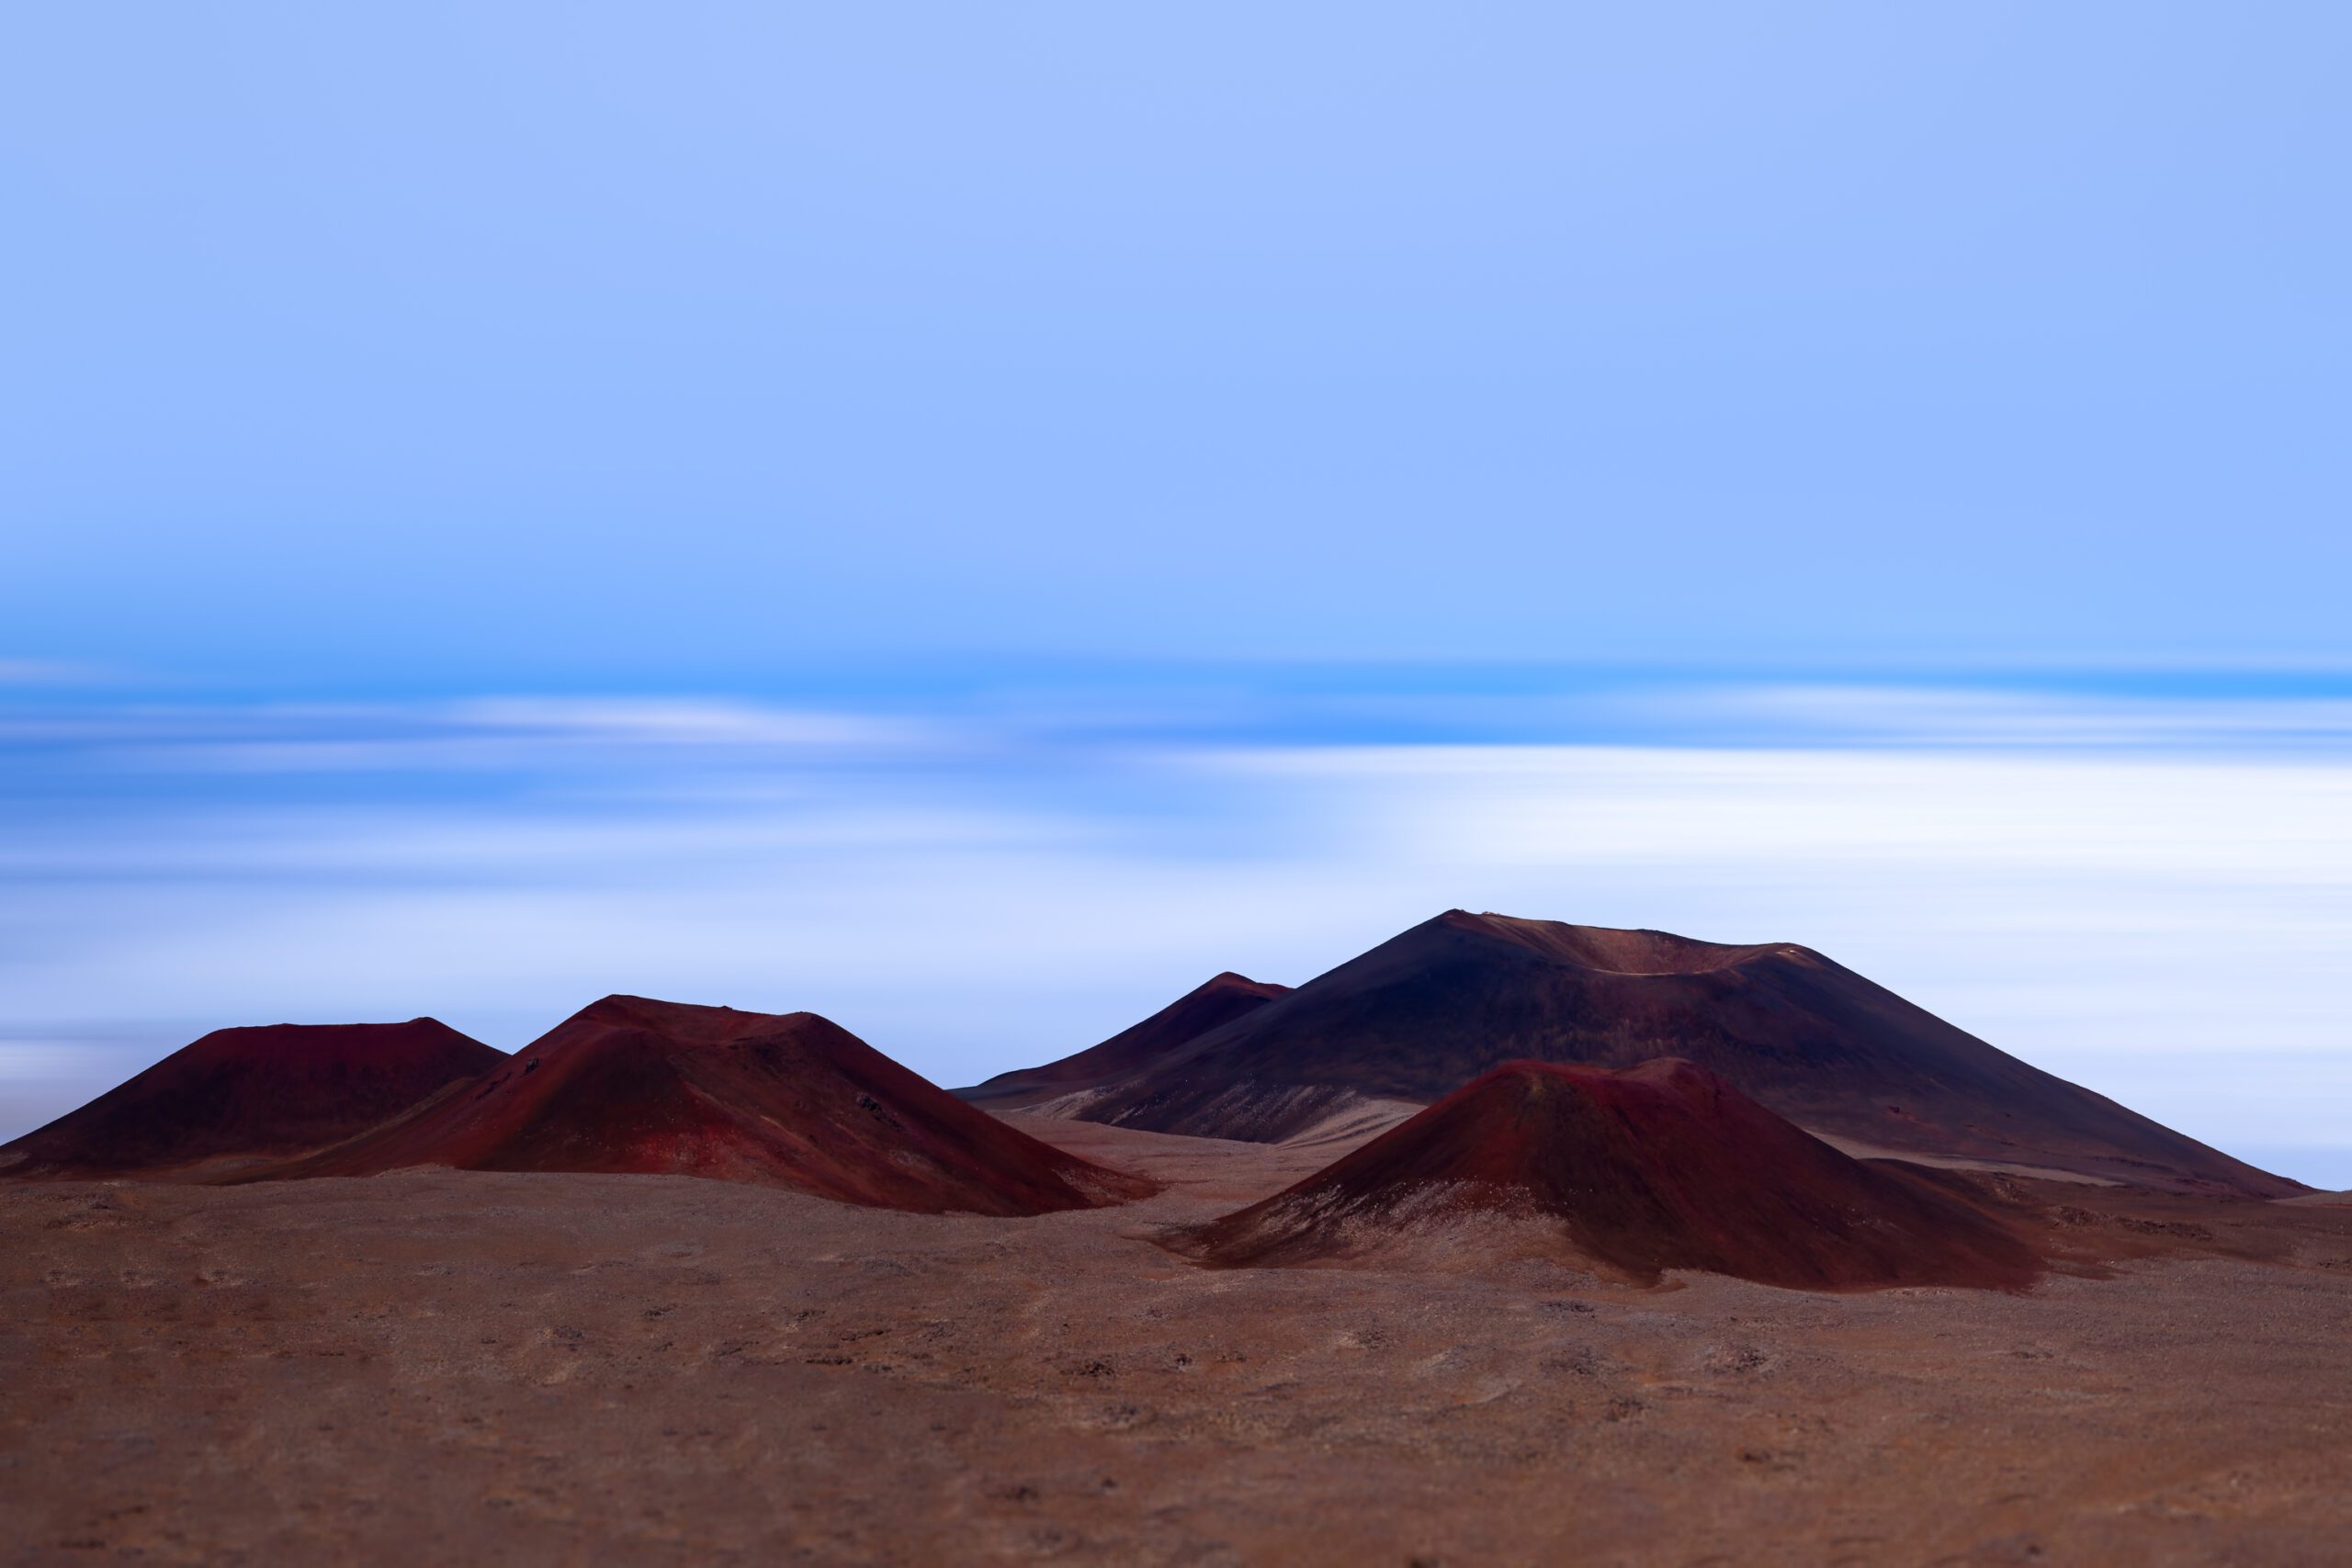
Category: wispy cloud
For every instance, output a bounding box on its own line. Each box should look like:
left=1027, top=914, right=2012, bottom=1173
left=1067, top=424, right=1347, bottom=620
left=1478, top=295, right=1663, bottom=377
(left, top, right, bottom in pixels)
left=0, top=658, right=110, bottom=687
left=1616, top=683, right=2352, bottom=750
left=2, top=696, right=937, bottom=777
left=3, top=683, right=2349, bottom=1179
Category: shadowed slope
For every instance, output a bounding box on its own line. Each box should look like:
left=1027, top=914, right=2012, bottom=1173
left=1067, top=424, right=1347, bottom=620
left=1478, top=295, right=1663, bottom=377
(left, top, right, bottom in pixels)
left=260, top=996, right=1156, bottom=1215
left=1170, top=1058, right=2043, bottom=1292
left=0, top=1021, right=503, bottom=1180
left=957, top=972, right=1290, bottom=1110
left=1048, top=910, right=2297, bottom=1197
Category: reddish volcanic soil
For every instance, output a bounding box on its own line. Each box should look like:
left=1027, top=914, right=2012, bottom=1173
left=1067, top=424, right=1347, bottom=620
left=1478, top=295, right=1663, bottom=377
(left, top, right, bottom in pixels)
left=958, top=971, right=1290, bottom=1111
left=0, top=1020, right=502, bottom=1180
left=5, top=985, right=2343, bottom=1562
left=5, top=1121, right=2350, bottom=1565
left=254, top=996, right=1153, bottom=1216
left=1005, top=910, right=2299, bottom=1198
left=1172, top=1058, right=2043, bottom=1291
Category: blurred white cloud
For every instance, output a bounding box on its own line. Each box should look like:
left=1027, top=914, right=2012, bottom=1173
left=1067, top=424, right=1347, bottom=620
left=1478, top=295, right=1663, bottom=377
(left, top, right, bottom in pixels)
left=0, top=659, right=107, bottom=686
left=1605, top=683, right=2352, bottom=749
left=3, top=685, right=2347, bottom=1183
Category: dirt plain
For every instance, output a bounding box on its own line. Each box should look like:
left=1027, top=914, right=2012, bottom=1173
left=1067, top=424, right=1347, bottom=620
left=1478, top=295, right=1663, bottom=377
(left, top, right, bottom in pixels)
left=6, top=1115, right=2351, bottom=1568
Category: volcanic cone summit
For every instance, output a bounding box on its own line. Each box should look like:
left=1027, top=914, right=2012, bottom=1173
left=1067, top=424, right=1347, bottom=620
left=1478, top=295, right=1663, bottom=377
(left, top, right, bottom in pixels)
left=263, top=995, right=1156, bottom=1214
left=959, top=970, right=1290, bottom=1111
left=990, top=909, right=2297, bottom=1197
left=1171, top=1057, right=2044, bottom=1291
left=0, top=1019, right=503, bottom=1180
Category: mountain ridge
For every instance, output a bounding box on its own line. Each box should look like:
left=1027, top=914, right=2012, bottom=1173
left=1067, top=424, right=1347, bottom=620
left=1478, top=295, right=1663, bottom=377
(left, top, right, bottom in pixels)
left=1167, top=1055, right=2047, bottom=1291
left=253, top=995, right=1156, bottom=1214
left=969, top=910, right=2300, bottom=1199
left=0, top=1019, right=504, bottom=1180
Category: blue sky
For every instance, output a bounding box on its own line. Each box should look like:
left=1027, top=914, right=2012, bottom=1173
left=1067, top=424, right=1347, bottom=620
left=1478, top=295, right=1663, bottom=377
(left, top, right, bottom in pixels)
left=7, top=3, right=2349, bottom=682
left=4, top=7, right=2348, bottom=1179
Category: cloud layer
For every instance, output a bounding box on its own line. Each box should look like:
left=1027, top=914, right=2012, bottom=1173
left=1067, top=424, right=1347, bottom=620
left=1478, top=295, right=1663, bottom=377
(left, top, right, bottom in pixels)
left=5, top=684, right=2348, bottom=1183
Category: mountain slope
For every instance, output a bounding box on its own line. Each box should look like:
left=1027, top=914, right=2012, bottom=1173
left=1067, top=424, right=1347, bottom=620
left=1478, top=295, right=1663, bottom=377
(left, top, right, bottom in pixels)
left=1170, top=1057, right=2043, bottom=1291
left=0, top=1020, right=503, bottom=1179
left=259, top=996, right=1155, bottom=1214
left=1012, top=910, right=2298, bottom=1198
left=957, top=971, right=1289, bottom=1111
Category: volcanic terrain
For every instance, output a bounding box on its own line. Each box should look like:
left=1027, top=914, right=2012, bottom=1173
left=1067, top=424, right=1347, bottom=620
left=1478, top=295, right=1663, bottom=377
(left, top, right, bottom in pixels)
left=0, top=1019, right=502, bottom=1180
left=7, top=1114, right=2351, bottom=1565
left=978, top=910, right=2297, bottom=1197
left=1170, top=1057, right=2043, bottom=1291
left=6, top=958, right=2344, bottom=1562
left=256, top=995, right=1154, bottom=1215
left=958, top=970, right=1289, bottom=1112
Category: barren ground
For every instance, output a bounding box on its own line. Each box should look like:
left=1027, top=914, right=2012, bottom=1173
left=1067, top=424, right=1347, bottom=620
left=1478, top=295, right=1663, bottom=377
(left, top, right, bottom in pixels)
left=6, top=1117, right=2350, bottom=1566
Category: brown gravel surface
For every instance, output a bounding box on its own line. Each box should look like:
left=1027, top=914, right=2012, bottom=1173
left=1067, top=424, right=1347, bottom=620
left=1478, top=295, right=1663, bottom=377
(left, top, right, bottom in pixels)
left=6, top=1117, right=2351, bottom=1567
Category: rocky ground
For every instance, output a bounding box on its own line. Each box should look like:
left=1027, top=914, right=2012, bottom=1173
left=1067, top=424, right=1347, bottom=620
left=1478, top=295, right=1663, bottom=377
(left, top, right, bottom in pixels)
left=5, top=1118, right=2350, bottom=1566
